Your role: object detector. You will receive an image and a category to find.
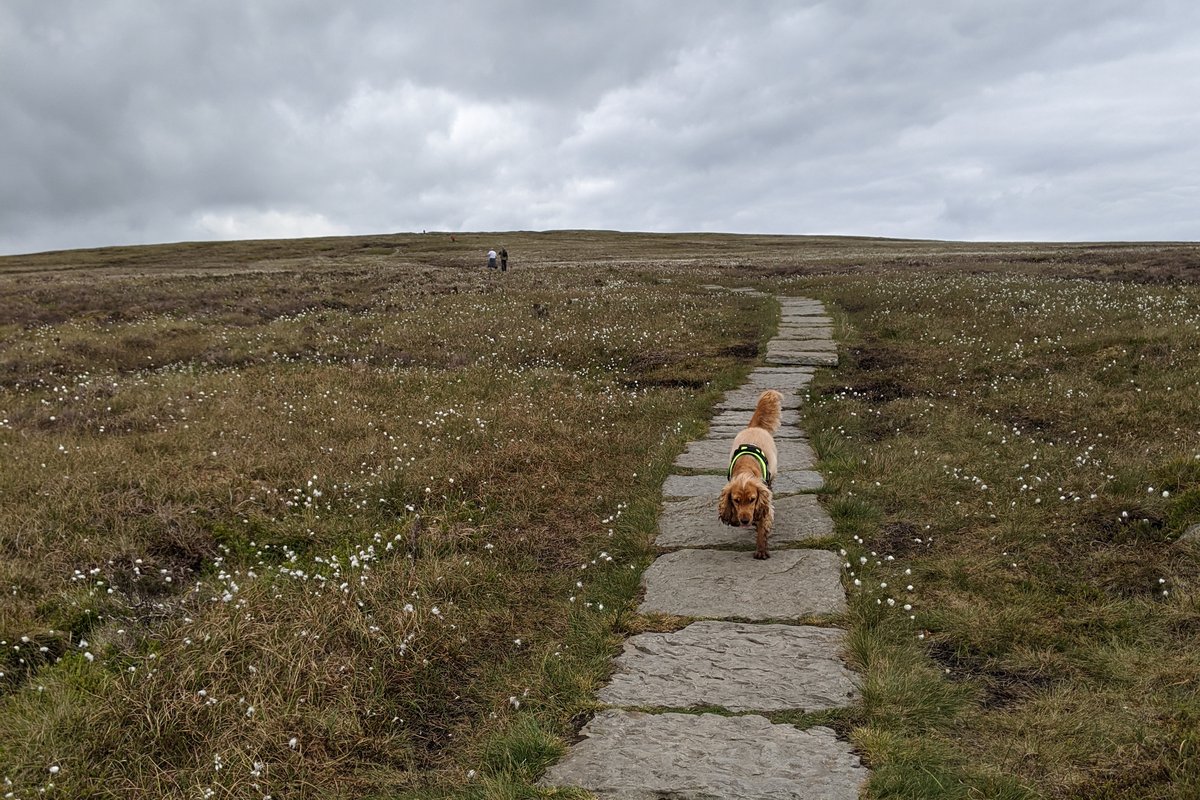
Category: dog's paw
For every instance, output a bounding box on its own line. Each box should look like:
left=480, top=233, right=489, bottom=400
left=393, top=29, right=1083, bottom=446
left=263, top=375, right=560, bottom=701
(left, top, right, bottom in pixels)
left=754, top=550, right=770, bottom=560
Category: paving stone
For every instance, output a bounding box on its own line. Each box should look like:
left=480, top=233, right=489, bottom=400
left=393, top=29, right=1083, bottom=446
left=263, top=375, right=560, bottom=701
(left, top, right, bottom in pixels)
left=639, top=549, right=846, bottom=618
left=778, top=318, right=832, bottom=327
left=662, top=471, right=823, bottom=499
left=705, top=425, right=808, bottom=440
left=778, top=330, right=834, bottom=341
left=673, top=437, right=816, bottom=471
left=772, top=333, right=834, bottom=343
left=776, top=337, right=833, bottom=347
left=780, top=322, right=830, bottom=331
left=774, top=327, right=832, bottom=336
left=598, top=621, right=856, bottom=712
left=769, top=339, right=838, bottom=352
left=749, top=366, right=817, bottom=377
left=656, top=492, right=832, bottom=548
left=779, top=317, right=831, bottom=326
left=767, top=351, right=839, bottom=367
left=779, top=316, right=831, bottom=324
left=737, top=381, right=812, bottom=398
left=745, top=369, right=816, bottom=390
left=541, top=710, right=867, bottom=799
left=717, top=388, right=803, bottom=411
left=709, top=407, right=802, bottom=429
left=779, top=326, right=833, bottom=335
left=776, top=323, right=832, bottom=332
left=773, top=335, right=834, bottom=345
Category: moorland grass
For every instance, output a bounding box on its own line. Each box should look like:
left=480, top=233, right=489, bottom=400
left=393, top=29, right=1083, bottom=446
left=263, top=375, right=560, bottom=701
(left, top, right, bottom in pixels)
left=0, top=250, right=767, bottom=797
left=2, top=231, right=1199, bottom=799
left=792, top=270, right=1200, bottom=799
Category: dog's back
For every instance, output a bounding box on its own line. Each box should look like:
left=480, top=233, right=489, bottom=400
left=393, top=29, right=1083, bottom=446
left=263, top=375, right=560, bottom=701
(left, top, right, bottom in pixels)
left=747, top=390, right=782, bottom=432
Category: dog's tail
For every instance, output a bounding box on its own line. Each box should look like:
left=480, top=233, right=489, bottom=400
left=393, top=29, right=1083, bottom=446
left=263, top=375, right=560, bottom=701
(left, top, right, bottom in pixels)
left=748, top=389, right=782, bottom=432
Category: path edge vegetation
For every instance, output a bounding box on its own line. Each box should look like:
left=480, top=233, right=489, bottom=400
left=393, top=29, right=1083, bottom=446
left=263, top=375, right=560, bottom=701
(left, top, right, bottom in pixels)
left=797, top=274, right=1200, bottom=800
left=804, top=303, right=1035, bottom=799
left=422, top=296, right=782, bottom=799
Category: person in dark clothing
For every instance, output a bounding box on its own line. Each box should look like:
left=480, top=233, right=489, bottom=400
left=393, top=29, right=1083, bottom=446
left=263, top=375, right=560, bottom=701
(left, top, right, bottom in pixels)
left=499, top=248, right=508, bottom=272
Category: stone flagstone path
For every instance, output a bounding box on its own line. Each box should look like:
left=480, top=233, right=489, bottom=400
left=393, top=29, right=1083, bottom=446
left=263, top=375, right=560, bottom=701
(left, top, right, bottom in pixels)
left=542, top=295, right=869, bottom=798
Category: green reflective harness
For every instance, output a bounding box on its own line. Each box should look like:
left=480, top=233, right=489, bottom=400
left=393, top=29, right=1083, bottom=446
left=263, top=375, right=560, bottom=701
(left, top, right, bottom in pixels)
left=728, top=443, right=771, bottom=485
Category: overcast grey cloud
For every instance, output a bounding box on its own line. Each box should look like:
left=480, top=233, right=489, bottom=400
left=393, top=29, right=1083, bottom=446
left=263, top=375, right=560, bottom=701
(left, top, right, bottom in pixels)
left=2, top=1, right=1198, bottom=255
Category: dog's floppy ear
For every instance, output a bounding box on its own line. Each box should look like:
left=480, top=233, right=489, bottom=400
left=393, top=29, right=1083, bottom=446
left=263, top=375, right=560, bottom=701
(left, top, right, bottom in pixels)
left=717, top=484, right=737, bottom=526
left=752, top=483, right=774, bottom=525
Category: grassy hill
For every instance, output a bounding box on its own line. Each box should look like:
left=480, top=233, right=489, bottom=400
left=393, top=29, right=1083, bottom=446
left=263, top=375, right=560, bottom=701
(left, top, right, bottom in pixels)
left=1, top=231, right=1198, bottom=798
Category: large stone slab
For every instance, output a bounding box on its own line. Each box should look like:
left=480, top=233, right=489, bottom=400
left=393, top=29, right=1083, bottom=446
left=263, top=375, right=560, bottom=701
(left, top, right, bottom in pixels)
left=717, top=387, right=803, bottom=411
left=673, top=437, right=816, bottom=471
left=706, top=426, right=808, bottom=440
left=639, top=549, right=847, bottom=618
left=777, top=335, right=835, bottom=345
left=777, top=321, right=831, bottom=329
left=773, top=331, right=833, bottom=341
left=778, top=321, right=833, bottom=330
left=662, top=471, right=823, bottom=499
left=749, top=366, right=817, bottom=378
left=599, top=622, right=856, bottom=712
left=780, top=301, right=827, bottom=312
left=710, top=407, right=802, bottom=429
left=779, top=319, right=831, bottom=328
left=767, top=351, right=839, bottom=367
left=541, top=710, right=868, bottom=799
left=769, top=339, right=838, bottom=353
left=657, top=493, right=832, bottom=548
left=745, top=369, right=816, bottom=390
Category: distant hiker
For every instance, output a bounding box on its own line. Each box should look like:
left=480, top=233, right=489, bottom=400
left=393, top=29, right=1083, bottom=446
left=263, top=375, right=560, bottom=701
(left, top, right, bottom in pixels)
left=500, top=248, right=508, bottom=272
left=487, top=249, right=497, bottom=269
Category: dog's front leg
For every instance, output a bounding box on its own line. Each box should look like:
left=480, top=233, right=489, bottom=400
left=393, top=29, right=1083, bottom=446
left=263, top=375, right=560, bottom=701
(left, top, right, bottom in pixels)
left=752, top=489, right=774, bottom=560
left=754, top=515, right=771, bottom=559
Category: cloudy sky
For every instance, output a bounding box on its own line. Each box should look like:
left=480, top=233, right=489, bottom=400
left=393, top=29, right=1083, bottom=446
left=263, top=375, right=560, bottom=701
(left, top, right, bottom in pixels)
left=2, top=1, right=1198, bottom=255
